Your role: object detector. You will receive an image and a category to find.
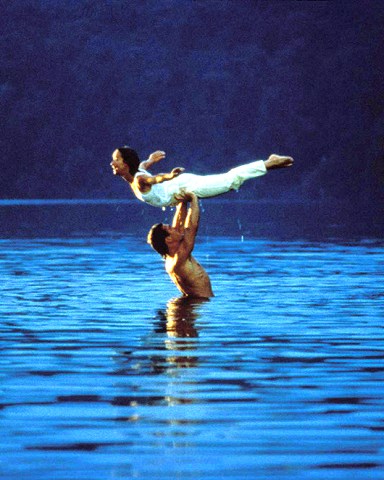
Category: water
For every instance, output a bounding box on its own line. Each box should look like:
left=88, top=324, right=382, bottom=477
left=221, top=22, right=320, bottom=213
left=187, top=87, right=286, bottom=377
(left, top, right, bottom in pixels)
left=0, top=203, right=383, bottom=479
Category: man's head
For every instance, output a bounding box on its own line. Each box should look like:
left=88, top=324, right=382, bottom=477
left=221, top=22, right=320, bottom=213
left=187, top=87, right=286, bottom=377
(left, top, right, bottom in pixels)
left=147, top=223, right=170, bottom=258
left=111, top=147, right=140, bottom=176
left=147, top=223, right=184, bottom=258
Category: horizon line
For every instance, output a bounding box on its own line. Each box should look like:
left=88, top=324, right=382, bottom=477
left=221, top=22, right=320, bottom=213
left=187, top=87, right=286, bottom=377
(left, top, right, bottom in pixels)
left=0, top=198, right=338, bottom=206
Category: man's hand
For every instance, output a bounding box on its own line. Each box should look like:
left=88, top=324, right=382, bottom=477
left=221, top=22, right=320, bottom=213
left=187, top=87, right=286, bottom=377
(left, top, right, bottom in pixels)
left=171, top=167, right=185, bottom=178
left=174, top=190, right=195, bottom=203
left=148, top=150, right=166, bottom=163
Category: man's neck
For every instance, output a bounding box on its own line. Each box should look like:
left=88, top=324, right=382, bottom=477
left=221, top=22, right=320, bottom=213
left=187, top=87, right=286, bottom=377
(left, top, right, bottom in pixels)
left=166, top=241, right=182, bottom=257
left=166, top=248, right=177, bottom=258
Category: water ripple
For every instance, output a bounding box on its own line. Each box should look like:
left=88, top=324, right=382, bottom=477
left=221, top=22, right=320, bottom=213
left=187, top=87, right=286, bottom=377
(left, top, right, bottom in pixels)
left=0, top=236, right=383, bottom=479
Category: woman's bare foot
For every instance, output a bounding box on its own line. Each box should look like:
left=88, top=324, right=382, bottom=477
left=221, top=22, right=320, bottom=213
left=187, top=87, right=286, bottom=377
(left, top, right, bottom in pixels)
left=264, top=154, right=294, bottom=170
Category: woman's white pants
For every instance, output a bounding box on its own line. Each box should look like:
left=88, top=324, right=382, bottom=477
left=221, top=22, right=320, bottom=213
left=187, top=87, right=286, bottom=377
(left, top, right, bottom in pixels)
left=168, top=160, right=267, bottom=199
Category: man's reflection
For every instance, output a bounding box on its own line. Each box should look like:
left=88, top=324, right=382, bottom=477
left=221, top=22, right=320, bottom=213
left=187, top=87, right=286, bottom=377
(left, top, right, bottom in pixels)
left=111, top=297, right=209, bottom=414
left=114, top=296, right=208, bottom=376
left=164, top=296, right=206, bottom=336
left=155, top=296, right=208, bottom=369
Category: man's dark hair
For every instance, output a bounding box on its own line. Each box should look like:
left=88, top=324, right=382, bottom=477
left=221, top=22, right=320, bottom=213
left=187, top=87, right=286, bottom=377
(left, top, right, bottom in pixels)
left=147, top=223, right=169, bottom=258
left=118, top=146, right=140, bottom=176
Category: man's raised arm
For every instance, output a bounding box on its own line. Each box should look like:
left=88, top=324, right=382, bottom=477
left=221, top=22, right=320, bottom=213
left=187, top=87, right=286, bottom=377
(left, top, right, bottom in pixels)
left=172, top=196, right=188, bottom=231
left=184, top=193, right=200, bottom=235
left=173, top=192, right=199, bottom=261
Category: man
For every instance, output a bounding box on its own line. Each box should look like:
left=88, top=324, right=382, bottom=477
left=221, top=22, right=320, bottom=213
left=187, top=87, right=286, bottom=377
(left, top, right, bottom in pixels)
left=111, top=147, right=294, bottom=208
left=147, top=191, right=214, bottom=298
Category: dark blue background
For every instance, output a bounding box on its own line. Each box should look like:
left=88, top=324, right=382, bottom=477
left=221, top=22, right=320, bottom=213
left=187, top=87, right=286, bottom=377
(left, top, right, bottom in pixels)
left=1, top=0, right=383, bottom=232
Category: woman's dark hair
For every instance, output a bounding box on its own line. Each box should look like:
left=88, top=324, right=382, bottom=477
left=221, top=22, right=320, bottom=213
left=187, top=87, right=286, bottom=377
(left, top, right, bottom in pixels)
left=118, top=147, right=140, bottom=176
left=147, top=223, right=169, bottom=258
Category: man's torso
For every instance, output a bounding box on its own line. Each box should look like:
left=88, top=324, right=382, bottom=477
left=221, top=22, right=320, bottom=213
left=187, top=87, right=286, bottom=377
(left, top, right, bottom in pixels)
left=165, top=255, right=213, bottom=298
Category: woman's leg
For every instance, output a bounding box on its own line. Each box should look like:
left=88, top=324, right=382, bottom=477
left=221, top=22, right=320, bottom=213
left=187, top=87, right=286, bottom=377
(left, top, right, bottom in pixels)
left=174, top=160, right=267, bottom=198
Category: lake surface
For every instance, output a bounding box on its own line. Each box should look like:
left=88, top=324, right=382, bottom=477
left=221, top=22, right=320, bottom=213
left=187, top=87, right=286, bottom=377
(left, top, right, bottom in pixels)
left=0, top=202, right=383, bottom=479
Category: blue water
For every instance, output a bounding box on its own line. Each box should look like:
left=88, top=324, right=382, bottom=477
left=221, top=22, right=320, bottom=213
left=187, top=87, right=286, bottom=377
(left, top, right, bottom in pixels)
left=0, top=202, right=383, bottom=479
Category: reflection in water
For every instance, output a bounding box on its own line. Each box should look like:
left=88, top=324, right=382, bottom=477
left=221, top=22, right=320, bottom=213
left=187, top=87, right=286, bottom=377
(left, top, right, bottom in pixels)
left=161, top=296, right=205, bottom=337
left=159, top=296, right=207, bottom=369
left=153, top=296, right=207, bottom=370
left=111, top=297, right=207, bottom=412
